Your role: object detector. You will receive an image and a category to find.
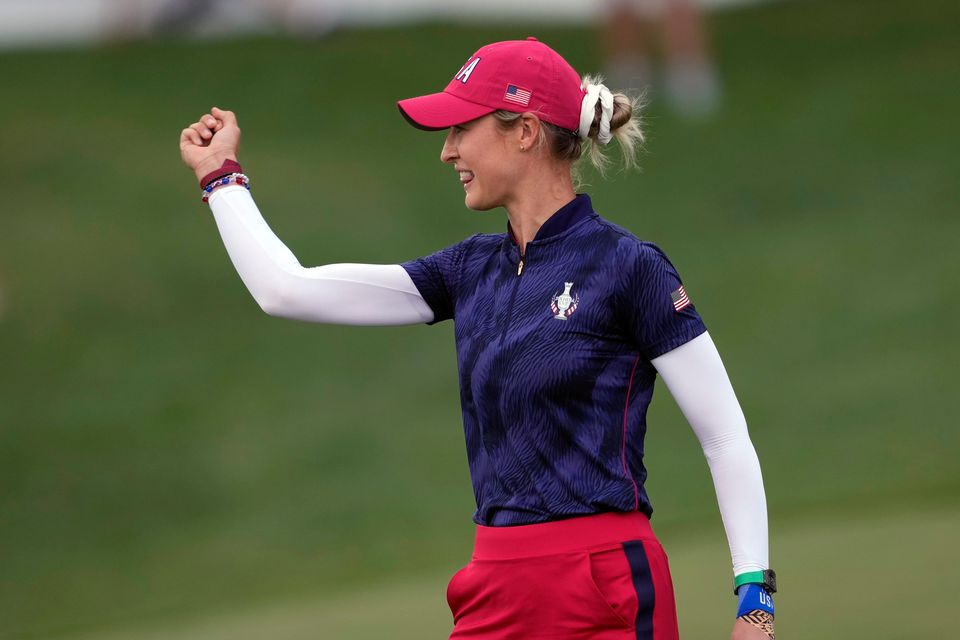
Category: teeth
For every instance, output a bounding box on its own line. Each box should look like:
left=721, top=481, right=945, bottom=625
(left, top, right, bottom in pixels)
left=459, top=171, right=474, bottom=182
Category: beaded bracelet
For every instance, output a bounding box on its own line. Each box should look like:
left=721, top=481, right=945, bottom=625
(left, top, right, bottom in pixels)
left=202, top=173, right=250, bottom=203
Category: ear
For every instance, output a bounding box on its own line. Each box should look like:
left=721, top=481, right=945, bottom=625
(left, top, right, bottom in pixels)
left=517, top=114, right=543, bottom=150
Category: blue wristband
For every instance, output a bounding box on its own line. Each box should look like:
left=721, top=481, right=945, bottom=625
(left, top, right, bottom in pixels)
left=736, top=583, right=774, bottom=618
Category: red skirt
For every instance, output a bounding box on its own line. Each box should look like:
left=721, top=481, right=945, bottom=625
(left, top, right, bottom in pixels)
left=446, top=510, right=680, bottom=639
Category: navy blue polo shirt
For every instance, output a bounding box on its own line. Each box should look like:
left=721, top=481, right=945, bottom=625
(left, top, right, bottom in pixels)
left=402, top=194, right=706, bottom=526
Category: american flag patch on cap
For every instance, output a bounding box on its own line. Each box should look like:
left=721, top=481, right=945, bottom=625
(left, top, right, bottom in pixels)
left=671, top=285, right=691, bottom=312
left=504, top=84, right=532, bottom=106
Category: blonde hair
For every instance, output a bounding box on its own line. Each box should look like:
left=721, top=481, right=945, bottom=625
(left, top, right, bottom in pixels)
left=492, top=74, right=645, bottom=184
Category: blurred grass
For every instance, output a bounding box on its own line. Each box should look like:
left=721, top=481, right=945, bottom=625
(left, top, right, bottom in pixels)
left=59, top=507, right=960, bottom=640
left=0, top=0, right=958, bottom=637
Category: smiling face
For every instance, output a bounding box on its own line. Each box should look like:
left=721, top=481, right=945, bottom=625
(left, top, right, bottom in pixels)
left=440, top=114, right=520, bottom=211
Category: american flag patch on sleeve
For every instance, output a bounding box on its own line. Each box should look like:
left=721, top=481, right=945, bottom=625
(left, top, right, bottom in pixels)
left=504, top=84, right=532, bottom=106
left=671, top=285, right=691, bottom=312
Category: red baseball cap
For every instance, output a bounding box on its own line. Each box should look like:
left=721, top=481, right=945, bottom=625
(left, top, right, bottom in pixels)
left=397, top=37, right=587, bottom=133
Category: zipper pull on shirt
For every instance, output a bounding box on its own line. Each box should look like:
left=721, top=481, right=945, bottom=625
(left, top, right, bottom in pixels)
left=517, top=255, right=525, bottom=276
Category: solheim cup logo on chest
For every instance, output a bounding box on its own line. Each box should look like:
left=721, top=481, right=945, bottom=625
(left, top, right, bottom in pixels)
left=550, top=282, right=579, bottom=320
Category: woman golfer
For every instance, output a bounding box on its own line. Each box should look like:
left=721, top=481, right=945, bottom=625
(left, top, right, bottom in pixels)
left=180, top=38, right=776, bottom=640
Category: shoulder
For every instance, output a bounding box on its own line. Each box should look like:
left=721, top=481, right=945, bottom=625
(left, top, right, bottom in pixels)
left=454, top=231, right=505, bottom=264
left=426, top=231, right=502, bottom=261
left=414, top=232, right=504, bottom=282
left=587, top=215, right=671, bottom=267
left=461, top=231, right=506, bottom=250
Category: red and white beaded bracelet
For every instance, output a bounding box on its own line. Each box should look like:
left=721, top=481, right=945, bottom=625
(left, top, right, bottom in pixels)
left=202, top=173, right=250, bottom=203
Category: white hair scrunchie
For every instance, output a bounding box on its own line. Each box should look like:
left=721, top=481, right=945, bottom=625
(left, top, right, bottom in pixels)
left=578, top=83, right=614, bottom=146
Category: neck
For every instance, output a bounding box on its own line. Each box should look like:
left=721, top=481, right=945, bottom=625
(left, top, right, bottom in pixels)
left=505, top=169, right=576, bottom=254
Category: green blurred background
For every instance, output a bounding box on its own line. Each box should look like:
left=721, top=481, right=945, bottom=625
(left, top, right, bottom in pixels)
left=1, top=0, right=958, bottom=637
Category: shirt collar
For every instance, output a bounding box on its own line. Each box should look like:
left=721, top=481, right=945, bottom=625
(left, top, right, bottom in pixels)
left=506, top=193, right=594, bottom=246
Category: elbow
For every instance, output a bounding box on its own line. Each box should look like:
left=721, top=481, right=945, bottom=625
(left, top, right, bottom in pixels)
left=256, top=294, right=285, bottom=318
left=252, top=282, right=297, bottom=318
left=703, top=437, right=759, bottom=466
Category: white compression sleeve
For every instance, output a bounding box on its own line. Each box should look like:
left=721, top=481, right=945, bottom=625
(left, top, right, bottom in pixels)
left=651, top=332, right=769, bottom=576
left=206, top=186, right=434, bottom=325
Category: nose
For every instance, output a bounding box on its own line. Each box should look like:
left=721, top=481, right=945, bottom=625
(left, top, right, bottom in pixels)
left=440, top=129, right=457, bottom=164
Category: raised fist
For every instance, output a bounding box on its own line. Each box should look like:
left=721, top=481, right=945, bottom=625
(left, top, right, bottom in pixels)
left=180, top=107, right=241, bottom=183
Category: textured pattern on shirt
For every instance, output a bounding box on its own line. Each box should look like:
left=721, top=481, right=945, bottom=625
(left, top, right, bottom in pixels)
left=402, top=195, right=706, bottom=526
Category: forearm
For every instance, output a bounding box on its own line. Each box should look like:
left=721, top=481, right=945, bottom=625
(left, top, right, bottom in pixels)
left=700, top=430, right=769, bottom=575
left=207, top=186, right=434, bottom=325
left=652, top=332, right=769, bottom=575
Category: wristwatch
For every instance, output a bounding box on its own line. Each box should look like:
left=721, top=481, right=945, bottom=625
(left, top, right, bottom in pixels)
left=734, top=569, right=777, bottom=594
